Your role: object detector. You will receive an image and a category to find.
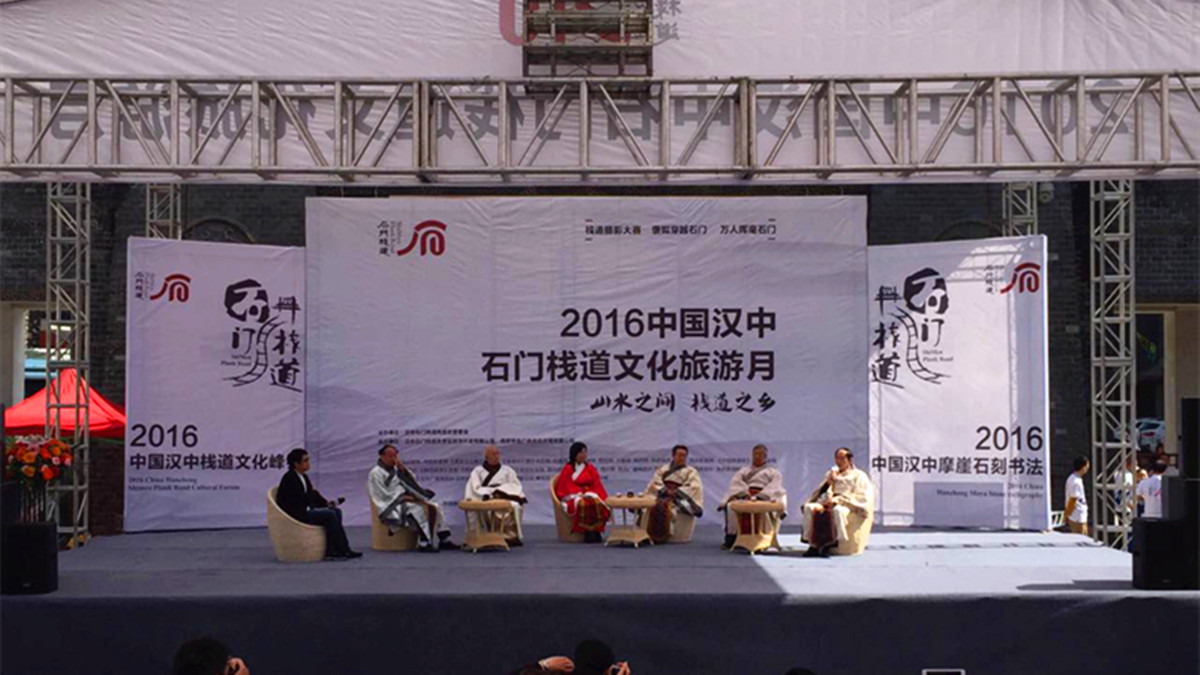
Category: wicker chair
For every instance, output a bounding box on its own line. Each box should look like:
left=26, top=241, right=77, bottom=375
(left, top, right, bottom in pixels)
left=831, top=505, right=874, bottom=556
left=266, top=487, right=326, bottom=563
left=549, top=473, right=585, bottom=543
left=368, top=488, right=419, bottom=551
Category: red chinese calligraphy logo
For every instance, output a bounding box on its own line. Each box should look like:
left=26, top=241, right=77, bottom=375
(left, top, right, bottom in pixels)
left=397, top=220, right=448, bottom=257
left=149, top=273, right=191, bottom=302
left=999, top=262, right=1041, bottom=295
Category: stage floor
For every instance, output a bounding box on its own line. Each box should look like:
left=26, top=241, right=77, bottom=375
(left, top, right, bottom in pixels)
left=4, top=525, right=1198, bottom=675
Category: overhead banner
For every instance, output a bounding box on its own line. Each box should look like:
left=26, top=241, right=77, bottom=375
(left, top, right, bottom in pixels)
left=306, top=197, right=867, bottom=525
left=125, top=238, right=306, bottom=531
left=868, top=236, right=1050, bottom=530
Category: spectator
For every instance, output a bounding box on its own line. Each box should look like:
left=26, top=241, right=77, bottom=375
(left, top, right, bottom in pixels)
left=508, top=640, right=630, bottom=675
left=1064, top=456, right=1090, bottom=535
left=1137, top=462, right=1167, bottom=518
left=172, top=637, right=249, bottom=675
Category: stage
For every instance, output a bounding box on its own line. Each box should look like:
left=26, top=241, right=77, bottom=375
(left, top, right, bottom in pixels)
left=3, top=525, right=1197, bottom=675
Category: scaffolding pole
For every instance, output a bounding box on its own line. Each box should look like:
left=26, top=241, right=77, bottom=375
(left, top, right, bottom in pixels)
left=145, top=183, right=183, bottom=239
left=1089, top=179, right=1135, bottom=549
left=1002, top=182, right=1039, bottom=236
left=45, top=182, right=91, bottom=543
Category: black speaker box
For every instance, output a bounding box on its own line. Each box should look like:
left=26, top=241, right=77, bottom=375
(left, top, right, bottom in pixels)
left=1132, top=518, right=1199, bottom=590
left=0, top=522, right=59, bottom=595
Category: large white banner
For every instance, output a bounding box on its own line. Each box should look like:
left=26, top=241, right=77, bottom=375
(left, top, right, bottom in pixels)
left=868, top=236, right=1050, bottom=530
left=3, top=0, right=1195, bottom=77
left=306, top=197, right=867, bottom=525
left=125, top=238, right=306, bottom=531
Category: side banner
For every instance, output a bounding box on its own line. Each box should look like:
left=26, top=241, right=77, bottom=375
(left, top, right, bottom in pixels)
left=307, top=197, right=867, bottom=525
left=125, top=238, right=306, bottom=531
left=868, top=236, right=1050, bottom=529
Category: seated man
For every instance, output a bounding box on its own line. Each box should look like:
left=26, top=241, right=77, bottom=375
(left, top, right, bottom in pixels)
left=464, top=444, right=527, bottom=546
left=643, top=444, right=704, bottom=544
left=718, top=444, right=787, bottom=550
left=554, top=442, right=610, bottom=543
left=801, top=447, right=872, bottom=557
left=275, top=448, right=360, bottom=559
left=368, top=444, right=458, bottom=552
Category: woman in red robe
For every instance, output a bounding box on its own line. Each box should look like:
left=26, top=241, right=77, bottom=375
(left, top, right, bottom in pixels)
left=554, top=442, right=610, bottom=543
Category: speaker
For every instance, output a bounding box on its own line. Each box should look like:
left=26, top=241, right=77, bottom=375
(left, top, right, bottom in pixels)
left=0, top=522, right=59, bottom=595
left=1132, top=518, right=1198, bottom=590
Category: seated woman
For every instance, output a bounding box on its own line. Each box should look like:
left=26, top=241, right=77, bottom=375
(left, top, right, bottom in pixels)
left=554, top=442, right=610, bottom=543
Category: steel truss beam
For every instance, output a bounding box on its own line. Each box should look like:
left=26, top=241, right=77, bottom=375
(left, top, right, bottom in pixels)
left=45, top=182, right=91, bottom=542
left=0, top=72, right=1197, bottom=183
left=1002, top=183, right=1039, bottom=236
left=145, top=184, right=182, bottom=238
left=1089, top=179, right=1135, bottom=549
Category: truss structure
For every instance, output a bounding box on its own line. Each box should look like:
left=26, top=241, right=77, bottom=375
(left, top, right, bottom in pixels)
left=1002, top=182, right=1039, bottom=235
left=522, top=0, right=654, bottom=79
left=45, top=182, right=91, bottom=541
left=145, top=183, right=182, bottom=238
left=1089, top=179, right=1136, bottom=549
left=0, top=71, right=1197, bottom=184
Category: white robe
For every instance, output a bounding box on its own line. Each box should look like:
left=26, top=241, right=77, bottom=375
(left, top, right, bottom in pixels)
left=463, top=463, right=526, bottom=541
left=801, top=466, right=873, bottom=544
left=368, top=463, right=448, bottom=544
left=719, top=464, right=787, bottom=535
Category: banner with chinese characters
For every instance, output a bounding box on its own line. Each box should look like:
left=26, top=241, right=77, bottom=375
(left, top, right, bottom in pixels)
left=868, top=236, right=1050, bottom=530
left=125, top=238, right=306, bottom=531
left=307, top=196, right=867, bottom=525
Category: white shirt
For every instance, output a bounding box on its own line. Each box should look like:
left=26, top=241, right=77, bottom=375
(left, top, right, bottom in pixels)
left=1136, top=474, right=1163, bottom=518
left=1066, top=473, right=1088, bottom=523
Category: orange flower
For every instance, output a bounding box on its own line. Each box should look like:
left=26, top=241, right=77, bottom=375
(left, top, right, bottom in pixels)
left=22, top=451, right=37, bottom=464
left=50, top=445, right=62, bottom=457
left=21, top=465, right=35, bottom=478
left=40, top=465, right=55, bottom=481
left=63, top=456, right=73, bottom=467
left=40, top=447, right=52, bottom=460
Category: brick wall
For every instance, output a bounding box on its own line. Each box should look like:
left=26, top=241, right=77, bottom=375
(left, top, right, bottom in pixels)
left=2, top=180, right=1197, bottom=532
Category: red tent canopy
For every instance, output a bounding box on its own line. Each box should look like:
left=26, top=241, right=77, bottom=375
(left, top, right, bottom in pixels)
left=4, top=368, right=125, bottom=439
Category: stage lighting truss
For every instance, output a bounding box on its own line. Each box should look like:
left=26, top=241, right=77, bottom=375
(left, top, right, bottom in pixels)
left=522, top=0, right=654, bottom=81
left=0, top=72, right=1196, bottom=184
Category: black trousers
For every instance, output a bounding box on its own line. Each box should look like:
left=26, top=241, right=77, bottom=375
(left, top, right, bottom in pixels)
left=306, top=507, right=351, bottom=556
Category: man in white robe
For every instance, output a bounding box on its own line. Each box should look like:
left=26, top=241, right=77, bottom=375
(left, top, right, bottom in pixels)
left=642, top=444, right=704, bottom=543
left=718, top=444, right=787, bottom=550
left=368, top=444, right=458, bottom=552
left=801, top=447, right=873, bottom=557
left=463, top=445, right=527, bottom=545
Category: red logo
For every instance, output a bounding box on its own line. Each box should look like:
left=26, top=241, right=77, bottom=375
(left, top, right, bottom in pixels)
left=149, top=273, right=192, bottom=302
left=999, top=262, right=1040, bottom=295
left=397, top=220, right=448, bottom=257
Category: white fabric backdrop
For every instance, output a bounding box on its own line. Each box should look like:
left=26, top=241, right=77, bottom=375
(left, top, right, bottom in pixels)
left=306, top=196, right=868, bottom=525
left=124, top=238, right=306, bottom=531
left=868, top=236, right=1051, bottom=530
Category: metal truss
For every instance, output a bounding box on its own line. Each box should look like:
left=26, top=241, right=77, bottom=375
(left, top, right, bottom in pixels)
left=45, top=182, right=91, bottom=542
left=0, top=71, right=1197, bottom=183
left=145, top=184, right=182, bottom=238
left=522, top=0, right=654, bottom=79
left=1002, top=182, right=1039, bottom=235
left=1089, top=179, right=1135, bottom=549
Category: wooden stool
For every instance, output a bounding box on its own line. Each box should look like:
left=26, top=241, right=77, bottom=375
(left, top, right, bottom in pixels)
left=605, top=495, right=657, bottom=548
left=458, top=499, right=513, bottom=552
left=728, top=500, right=784, bottom=554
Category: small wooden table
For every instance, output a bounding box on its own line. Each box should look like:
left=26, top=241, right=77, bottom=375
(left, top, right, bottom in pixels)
left=457, top=499, right=513, bottom=552
left=728, top=500, right=784, bottom=554
left=604, top=495, right=657, bottom=548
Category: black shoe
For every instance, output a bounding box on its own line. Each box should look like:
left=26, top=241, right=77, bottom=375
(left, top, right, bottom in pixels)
left=417, top=545, right=439, bottom=553
left=584, top=531, right=602, bottom=544
left=438, top=540, right=460, bottom=551
left=507, top=538, right=524, bottom=547
left=342, top=550, right=363, bottom=559
left=802, top=546, right=820, bottom=558
left=721, top=535, right=736, bottom=550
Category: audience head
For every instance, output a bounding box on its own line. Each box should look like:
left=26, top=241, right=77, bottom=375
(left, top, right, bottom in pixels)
left=573, top=639, right=616, bottom=675
left=1153, top=461, right=1168, bottom=475
left=286, top=448, right=309, bottom=472
left=378, top=444, right=399, bottom=467
left=834, top=447, right=853, bottom=470
left=483, top=445, right=501, bottom=466
left=569, top=442, right=589, bottom=465
left=752, top=444, right=768, bottom=467
left=670, top=444, right=688, bottom=466
left=172, top=637, right=247, bottom=675
left=1073, top=455, right=1090, bottom=475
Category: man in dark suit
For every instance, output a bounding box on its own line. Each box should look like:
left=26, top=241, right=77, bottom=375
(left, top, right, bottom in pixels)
left=276, top=448, right=361, bottom=559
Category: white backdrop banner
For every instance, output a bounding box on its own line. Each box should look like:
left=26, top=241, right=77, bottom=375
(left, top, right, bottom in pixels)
left=306, top=196, right=867, bottom=525
left=125, top=238, right=306, bottom=532
left=868, top=236, right=1050, bottom=530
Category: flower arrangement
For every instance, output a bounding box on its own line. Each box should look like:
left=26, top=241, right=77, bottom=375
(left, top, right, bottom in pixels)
left=4, top=435, right=73, bottom=523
